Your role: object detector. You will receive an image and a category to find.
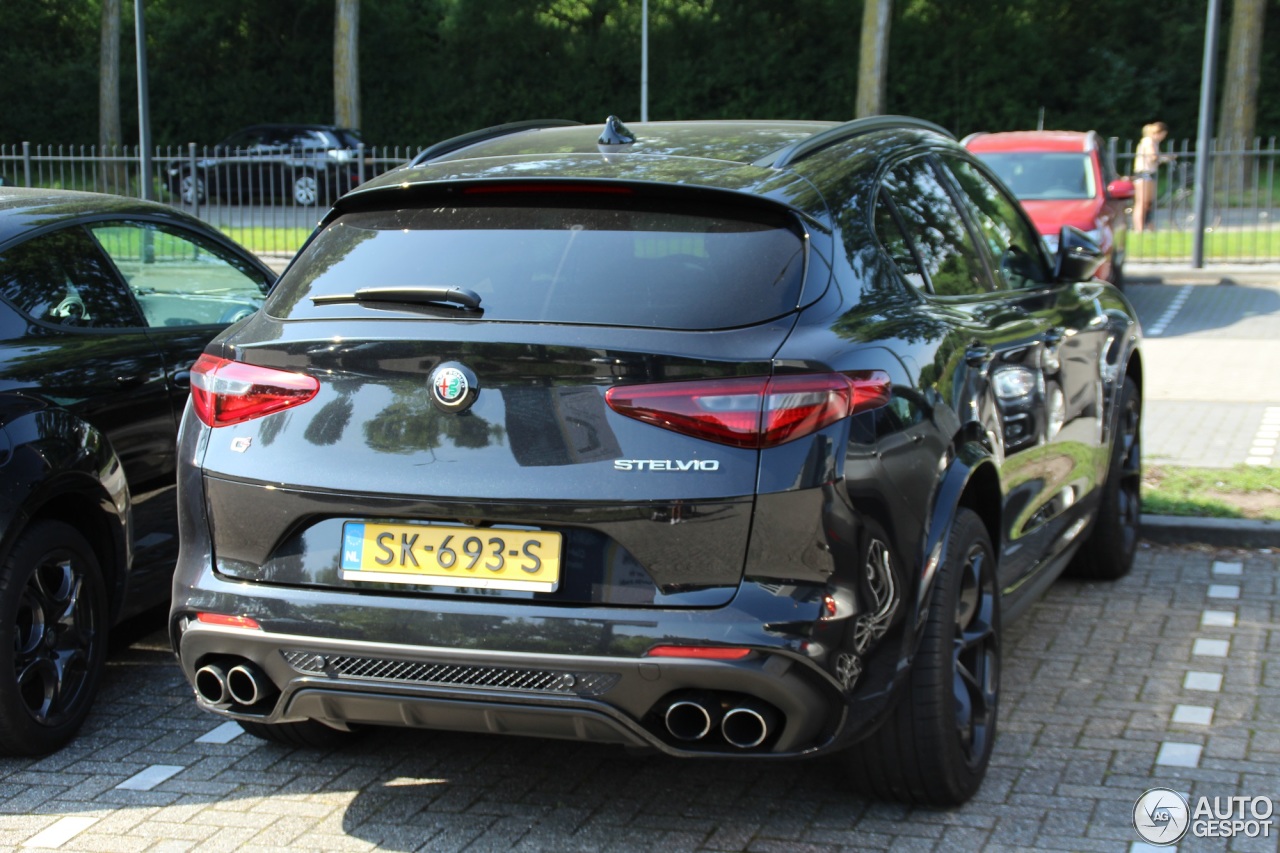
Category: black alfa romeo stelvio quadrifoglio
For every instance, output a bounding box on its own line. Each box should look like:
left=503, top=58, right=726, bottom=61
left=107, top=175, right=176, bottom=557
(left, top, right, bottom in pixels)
left=170, top=116, right=1143, bottom=805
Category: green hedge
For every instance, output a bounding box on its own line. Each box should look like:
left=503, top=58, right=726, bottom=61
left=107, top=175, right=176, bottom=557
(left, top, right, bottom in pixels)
left=3, top=0, right=1277, bottom=148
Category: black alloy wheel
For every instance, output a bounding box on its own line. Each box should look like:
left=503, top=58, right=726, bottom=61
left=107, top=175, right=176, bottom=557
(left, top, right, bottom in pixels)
left=1068, top=376, right=1141, bottom=580
left=0, top=520, right=108, bottom=755
left=951, top=523, right=999, bottom=771
left=843, top=508, right=1000, bottom=805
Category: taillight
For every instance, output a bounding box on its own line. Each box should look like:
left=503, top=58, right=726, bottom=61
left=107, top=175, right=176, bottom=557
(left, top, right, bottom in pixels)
left=190, top=354, right=319, bottom=427
left=604, top=371, right=891, bottom=449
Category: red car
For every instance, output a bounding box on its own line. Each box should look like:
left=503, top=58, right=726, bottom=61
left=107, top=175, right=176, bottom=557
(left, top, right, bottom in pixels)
left=964, top=130, right=1134, bottom=286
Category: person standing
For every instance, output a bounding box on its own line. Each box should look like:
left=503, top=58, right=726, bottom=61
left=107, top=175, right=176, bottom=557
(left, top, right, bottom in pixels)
left=1133, top=122, right=1169, bottom=232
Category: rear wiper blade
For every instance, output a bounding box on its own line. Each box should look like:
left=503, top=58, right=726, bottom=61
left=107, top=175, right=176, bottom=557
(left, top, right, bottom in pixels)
left=312, top=286, right=482, bottom=311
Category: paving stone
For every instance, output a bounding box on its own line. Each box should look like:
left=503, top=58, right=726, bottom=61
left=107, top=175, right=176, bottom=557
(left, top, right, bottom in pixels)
left=0, top=546, right=1274, bottom=851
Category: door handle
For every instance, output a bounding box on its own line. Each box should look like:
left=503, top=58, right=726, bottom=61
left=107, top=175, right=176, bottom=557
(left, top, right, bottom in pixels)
left=171, top=370, right=191, bottom=389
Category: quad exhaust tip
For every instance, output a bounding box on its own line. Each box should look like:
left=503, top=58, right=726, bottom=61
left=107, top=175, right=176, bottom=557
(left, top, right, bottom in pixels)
left=721, top=701, right=777, bottom=749
left=194, top=662, right=230, bottom=706
left=195, top=658, right=278, bottom=710
left=662, top=693, right=777, bottom=748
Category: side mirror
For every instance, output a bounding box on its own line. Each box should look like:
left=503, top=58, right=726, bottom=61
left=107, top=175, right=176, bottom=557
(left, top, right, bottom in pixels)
left=1106, top=179, right=1135, bottom=201
left=1054, top=225, right=1105, bottom=282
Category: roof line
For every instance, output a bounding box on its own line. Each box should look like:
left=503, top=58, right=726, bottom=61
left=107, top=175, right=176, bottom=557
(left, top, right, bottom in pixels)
left=753, top=115, right=954, bottom=169
left=408, top=120, right=583, bottom=168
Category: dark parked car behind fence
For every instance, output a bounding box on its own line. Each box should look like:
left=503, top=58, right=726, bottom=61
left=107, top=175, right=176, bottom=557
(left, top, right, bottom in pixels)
left=2, top=135, right=1278, bottom=262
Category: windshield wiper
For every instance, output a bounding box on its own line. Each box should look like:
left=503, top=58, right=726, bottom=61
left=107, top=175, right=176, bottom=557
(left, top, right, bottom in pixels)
left=312, top=286, right=482, bottom=311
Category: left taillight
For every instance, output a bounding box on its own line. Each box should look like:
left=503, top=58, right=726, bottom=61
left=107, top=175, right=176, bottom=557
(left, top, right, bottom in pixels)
left=190, top=354, right=319, bottom=427
left=604, top=371, right=891, bottom=449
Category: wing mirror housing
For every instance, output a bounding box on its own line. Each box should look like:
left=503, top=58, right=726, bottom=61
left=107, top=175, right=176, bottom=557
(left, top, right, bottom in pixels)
left=1107, top=178, right=1135, bottom=200
left=1054, top=225, right=1105, bottom=283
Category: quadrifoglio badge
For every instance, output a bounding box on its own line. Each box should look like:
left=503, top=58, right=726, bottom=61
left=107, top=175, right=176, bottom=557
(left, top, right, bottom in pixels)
left=1134, top=788, right=1274, bottom=845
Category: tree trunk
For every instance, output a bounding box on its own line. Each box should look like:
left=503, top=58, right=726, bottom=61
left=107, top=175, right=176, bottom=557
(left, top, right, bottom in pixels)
left=1215, top=0, right=1265, bottom=193
left=856, top=0, right=892, bottom=118
left=334, top=0, right=361, bottom=130
left=99, top=0, right=124, bottom=192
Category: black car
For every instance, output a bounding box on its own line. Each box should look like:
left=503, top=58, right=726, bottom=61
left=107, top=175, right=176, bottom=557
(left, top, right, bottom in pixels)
left=166, top=123, right=369, bottom=207
left=0, top=187, right=273, bottom=754
left=170, top=116, right=1142, bottom=804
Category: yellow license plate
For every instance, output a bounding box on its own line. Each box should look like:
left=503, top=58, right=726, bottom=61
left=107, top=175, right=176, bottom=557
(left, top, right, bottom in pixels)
left=340, top=521, right=561, bottom=592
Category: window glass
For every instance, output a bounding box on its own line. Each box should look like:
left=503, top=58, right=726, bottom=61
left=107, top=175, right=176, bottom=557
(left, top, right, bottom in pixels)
left=976, top=152, right=1096, bottom=200
left=881, top=159, right=990, bottom=297
left=268, top=197, right=808, bottom=330
left=221, top=129, right=266, bottom=150
left=91, top=222, right=268, bottom=327
left=873, top=191, right=926, bottom=291
left=0, top=227, right=144, bottom=328
left=943, top=157, right=1050, bottom=290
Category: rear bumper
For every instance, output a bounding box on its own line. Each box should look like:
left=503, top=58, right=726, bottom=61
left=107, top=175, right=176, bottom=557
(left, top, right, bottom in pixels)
left=175, top=618, right=847, bottom=758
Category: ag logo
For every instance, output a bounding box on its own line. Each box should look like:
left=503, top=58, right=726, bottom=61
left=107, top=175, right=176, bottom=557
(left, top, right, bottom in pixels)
left=429, top=362, right=479, bottom=413
left=1134, top=787, right=1190, bottom=845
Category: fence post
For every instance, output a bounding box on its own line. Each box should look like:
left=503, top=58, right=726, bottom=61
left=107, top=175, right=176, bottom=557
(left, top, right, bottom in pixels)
left=187, top=142, right=199, bottom=216
left=357, top=143, right=366, bottom=186
left=22, top=141, right=31, bottom=188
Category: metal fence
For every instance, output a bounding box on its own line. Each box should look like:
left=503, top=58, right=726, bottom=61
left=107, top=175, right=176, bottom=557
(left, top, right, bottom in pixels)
left=4, top=137, right=1280, bottom=265
left=1109, top=136, right=1278, bottom=264
left=0, top=142, right=417, bottom=260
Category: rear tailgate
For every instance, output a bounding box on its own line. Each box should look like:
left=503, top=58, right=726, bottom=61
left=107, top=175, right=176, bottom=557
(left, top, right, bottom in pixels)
left=196, top=187, right=819, bottom=607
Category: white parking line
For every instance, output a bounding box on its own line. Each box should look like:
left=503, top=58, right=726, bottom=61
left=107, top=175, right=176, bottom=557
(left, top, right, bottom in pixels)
left=1201, top=610, right=1236, bottom=628
left=1249, top=407, right=1280, bottom=465
left=1172, top=705, right=1214, bottom=725
left=1156, top=741, right=1202, bottom=768
left=1146, top=285, right=1191, bottom=336
left=116, top=764, right=184, bottom=791
left=21, top=817, right=99, bottom=848
left=1192, top=638, right=1230, bottom=657
left=1183, top=671, right=1223, bottom=692
left=196, top=721, right=244, bottom=744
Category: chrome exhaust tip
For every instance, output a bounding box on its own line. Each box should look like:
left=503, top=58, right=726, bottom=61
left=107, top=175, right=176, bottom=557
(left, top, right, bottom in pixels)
left=721, top=701, right=776, bottom=749
left=226, top=662, right=274, bottom=707
left=194, top=663, right=230, bottom=706
left=664, top=693, right=722, bottom=741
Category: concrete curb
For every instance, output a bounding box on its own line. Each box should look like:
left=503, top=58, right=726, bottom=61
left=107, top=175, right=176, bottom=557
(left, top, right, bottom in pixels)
left=1141, top=514, right=1280, bottom=549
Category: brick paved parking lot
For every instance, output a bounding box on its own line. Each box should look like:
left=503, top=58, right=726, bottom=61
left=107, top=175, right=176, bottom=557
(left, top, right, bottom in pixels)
left=0, top=543, right=1275, bottom=852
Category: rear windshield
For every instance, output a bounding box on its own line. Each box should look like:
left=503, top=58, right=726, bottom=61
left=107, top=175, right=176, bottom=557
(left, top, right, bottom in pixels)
left=266, top=196, right=807, bottom=330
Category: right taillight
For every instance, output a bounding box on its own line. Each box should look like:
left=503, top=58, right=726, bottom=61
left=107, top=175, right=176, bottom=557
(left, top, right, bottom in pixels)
left=190, top=354, right=319, bottom=427
left=604, top=371, right=891, bottom=448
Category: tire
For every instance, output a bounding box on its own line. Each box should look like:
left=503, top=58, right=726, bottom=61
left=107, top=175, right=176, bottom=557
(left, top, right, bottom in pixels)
left=292, top=171, right=321, bottom=206
left=842, top=508, right=999, bottom=805
left=179, top=173, right=206, bottom=204
left=238, top=718, right=355, bottom=748
left=1068, top=376, right=1141, bottom=580
left=0, top=520, right=109, bottom=755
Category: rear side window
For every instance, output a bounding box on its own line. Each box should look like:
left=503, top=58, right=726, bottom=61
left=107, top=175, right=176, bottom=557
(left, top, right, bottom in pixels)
left=880, top=158, right=991, bottom=297
left=268, top=196, right=808, bottom=330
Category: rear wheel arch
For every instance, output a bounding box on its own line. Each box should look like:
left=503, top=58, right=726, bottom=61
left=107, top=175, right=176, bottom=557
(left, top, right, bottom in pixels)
left=0, top=410, right=131, bottom=623
left=26, top=490, right=127, bottom=620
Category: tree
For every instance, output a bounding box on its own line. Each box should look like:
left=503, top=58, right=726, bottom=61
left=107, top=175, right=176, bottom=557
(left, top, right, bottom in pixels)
left=334, top=0, right=360, bottom=130
left=99, top=0, right=124, bottom=191
left=856, top=0, right=892, bottom=118
left=1216, top=0, right=1266, bottom=190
